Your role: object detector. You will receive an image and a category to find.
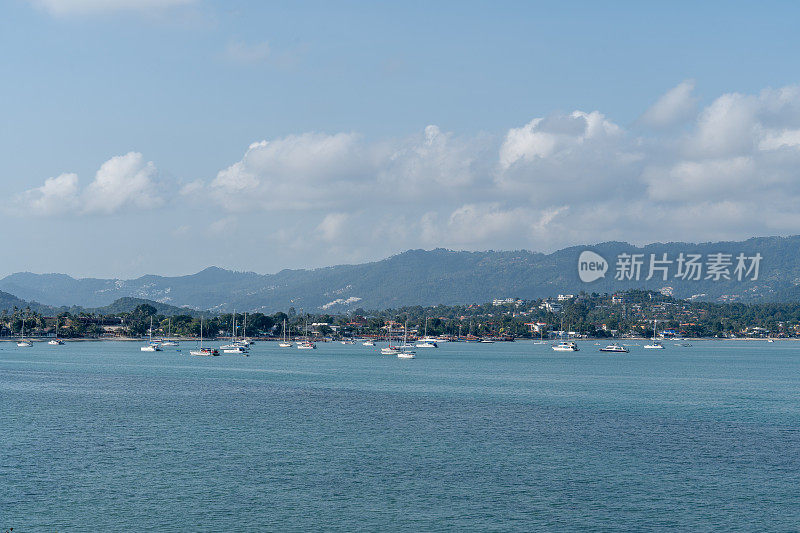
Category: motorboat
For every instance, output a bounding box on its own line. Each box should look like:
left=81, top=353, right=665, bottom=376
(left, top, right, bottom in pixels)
left=552, top=341, right=579, bottom=352
left=297, top=340, right=316, bottom=350
left=190, top=347, right=219, bottom=356
left=415, top=341, right=437, bottom=348
left=223, top=345, right=248, bottom=355
left=600, top=343, right=629, bottom=353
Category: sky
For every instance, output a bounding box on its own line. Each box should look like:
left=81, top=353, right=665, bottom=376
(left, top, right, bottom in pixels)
left=3, top=0, right=800, bottom=278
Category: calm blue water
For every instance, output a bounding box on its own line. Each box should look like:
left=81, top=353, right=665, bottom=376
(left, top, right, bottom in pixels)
left=1, top=340, right=798, bottom=531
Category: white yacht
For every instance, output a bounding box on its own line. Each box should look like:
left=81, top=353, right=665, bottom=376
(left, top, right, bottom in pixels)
left=600, top=343, right=629, bottom=353
left=643, top=319, right=665, bottom=349
left=415, top=317, right=438, bottom=347
left=223, top=345, right=248, bottom=355
left=340, top=339, right=356, bottom=345
left=279, top=319, right=293, bottom=347
left=362, top=339, right=375, bottom=346
left=190, top=318, right=219, bottom=356
left=296, top=313, right=316, bottom=349
left=397, top=319, right=416, bottom=359
left=551, top=316, right=578, bottom=351
left=220, top=311, right=243, bottom=349
left=552, top=341, right=579, bottom=352
left=17, top=317, right=32, bottom=347
left=141, top=317, right=162, bottom=351
left=48, top=318, right=65, bottom=345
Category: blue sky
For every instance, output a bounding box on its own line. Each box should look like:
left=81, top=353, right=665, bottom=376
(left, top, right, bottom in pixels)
left=4, top=1, right=800, bottom=278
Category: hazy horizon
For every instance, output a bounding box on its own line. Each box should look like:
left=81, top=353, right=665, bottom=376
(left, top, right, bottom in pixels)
left=5, top=1, right=800, bottom=278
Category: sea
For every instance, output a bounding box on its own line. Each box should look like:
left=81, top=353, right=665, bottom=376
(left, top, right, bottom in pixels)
left=1, top=339, right=798, bottom=531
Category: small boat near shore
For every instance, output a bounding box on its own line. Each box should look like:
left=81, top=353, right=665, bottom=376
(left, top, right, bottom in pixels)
left=141, top=317, right=162, bottom=351
left=190, top=318, right=218, bottom=356
left=600, top=343, right=629, bottom=353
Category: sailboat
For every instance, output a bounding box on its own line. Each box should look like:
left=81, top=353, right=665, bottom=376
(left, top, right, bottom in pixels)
left=239, top=312, right=253, bottom=345
left=140, top=317, right=162, bottom=351
left=279, top=319, right=293, bottom=347
left=48, top=317, right=65, bottom=345
left=161, top=318, right=178, bottom=346
left=415, top=317, right=438, bottom=347
left=397, top=318, right=416, bottom=358
left=222, top=311, right=249, bottom=354
left=190, top=318, right=218, bottom=356
left=643, top=319, right=665, bottom=349
left=221, top=311, right=242, bottom=349
left=381, top=321, right=400, bottom=355
left=296, top=313, right=316, bottom=349
left=17, top=316, right=32, bottom=347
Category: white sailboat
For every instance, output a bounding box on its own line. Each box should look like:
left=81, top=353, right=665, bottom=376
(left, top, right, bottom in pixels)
left=381, top=321, right=400, bottom=355
left=161, top=318, right=178, bottom=346
left=416, top=317, right=438, bottom=348
left=17, top=316, right=32, bottom=347
left=237, top=312, right=253, bottom=346
left=222, top=312, right=249, bottom=354
left=48, top=317, right=64, bottom=345
left=190, top=318, right=218, bottom=356
left=397, top=319, right=416, bottom=359
left=140, top=317, right=162, bottom=351
left=297, top=313, right=316, bottom=350
left=643, top=320, right=665, bottom=349
left=279, top=319, right=293, bottom=347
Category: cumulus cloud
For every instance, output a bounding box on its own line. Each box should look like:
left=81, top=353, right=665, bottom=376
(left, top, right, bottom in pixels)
left=83, top=152, right=162, bottom=214
left=14, top=152, right=162, bottom=216
left=14, top=82, right=800, bottom=258
left=640, top=80, right=698, bottom=128
left=15, top=173, right=80, bottom=216
left=28, top=0, right=196, bottom=15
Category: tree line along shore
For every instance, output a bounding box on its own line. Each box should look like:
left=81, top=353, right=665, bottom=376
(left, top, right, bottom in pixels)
left=3, top=290, right=800, bottom=341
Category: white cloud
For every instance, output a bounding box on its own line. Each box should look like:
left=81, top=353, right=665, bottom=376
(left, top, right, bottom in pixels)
left=29, top=0, right=196, bottom=15
left=14, top=152, right=163, bottom=216
left=83, top=152, right=162, bottom=214
left=14, top=82, right=800, bottom=259
left=15, top=173, right=79, bottom=216
left=640, top=80, right=698, bottom=128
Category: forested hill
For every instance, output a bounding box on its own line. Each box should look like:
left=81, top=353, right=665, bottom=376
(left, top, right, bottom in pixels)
left=0, top=292, right=201, bottom=317
left=2, top=235, right=800, bottom=312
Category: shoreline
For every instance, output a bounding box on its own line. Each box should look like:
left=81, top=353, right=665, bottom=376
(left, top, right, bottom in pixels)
left=0, top=336, right=793, bottom=343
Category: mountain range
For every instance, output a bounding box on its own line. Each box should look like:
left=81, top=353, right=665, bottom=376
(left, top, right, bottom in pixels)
left=2, top=235, right=799, bottom=312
